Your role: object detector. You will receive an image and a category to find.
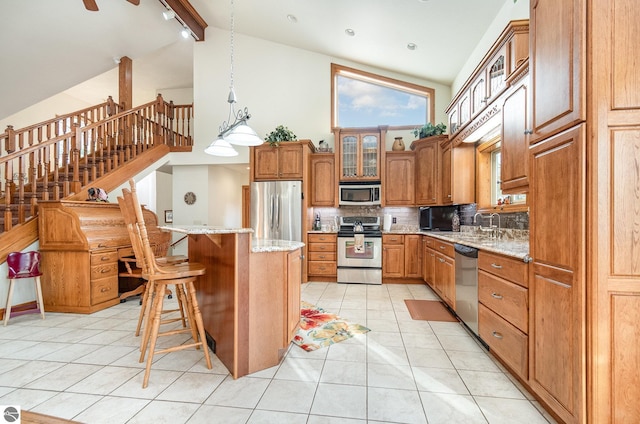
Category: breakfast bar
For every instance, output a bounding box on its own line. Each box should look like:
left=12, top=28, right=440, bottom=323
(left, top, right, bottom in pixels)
left=162, top=226, right=304, bottom=379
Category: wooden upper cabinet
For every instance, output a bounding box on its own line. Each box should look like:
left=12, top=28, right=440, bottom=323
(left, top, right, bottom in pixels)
left=413, top=136, right=442, bottom=206
left=530, top=0, right=585, bottom=144
left=471, top=71, right=487, bottom=117
left=310, top=153, right=336, bottom=207
left=251, top=141, right=308, bottom=181
left=501, top=71, right=529, bottom=194
left=439, top=141, right=475, bottom=205
left=486, top=46, right=507, bottom=102
left=333, top=126, right=386, bottom=181
left=384, top=152, right=415, bottom=206
left=446, top=20, right=529, bottom=138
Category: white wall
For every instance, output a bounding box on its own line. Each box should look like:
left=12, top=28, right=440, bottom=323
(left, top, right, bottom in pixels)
left=207, top=166, right=249, bottom=227
left=167, top=26, right=452, bottom=168
left=452, top=0, right=530, bottom=94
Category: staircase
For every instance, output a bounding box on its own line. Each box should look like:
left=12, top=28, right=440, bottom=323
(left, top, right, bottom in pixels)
left=0, top=94, right=193, bottom=262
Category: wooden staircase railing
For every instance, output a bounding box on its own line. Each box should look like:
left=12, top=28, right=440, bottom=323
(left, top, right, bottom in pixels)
left=0, top=94, right=193, bottom=236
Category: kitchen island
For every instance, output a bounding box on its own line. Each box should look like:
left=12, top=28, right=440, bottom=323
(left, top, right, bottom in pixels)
left=161, top=226, right=304, bottom=378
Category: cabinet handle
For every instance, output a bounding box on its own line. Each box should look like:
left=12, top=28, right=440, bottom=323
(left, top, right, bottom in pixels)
left=491, top=263, right=503, bottom=269
left=101, top=287, right=109, bottom=292
left=447, top=194, right=451, bottom=198
left=439, top=246, right=445, bottom=250
left=101, top=256, right=109, bottom=261
left=492, top=331, right=503, bottom=339
left=524, top=129, right=533, bottom=135
left=430, top=253, right=435, bottom=257
left=438, top=258, right=445, bottom=263
left=98, top=243, right=108, bottom=248
left=491, top=293, right=503, bottom=300
left=319, top=246, right=326, bottom=250
left=319, top=266, right=326, bottom=270
left=319, top=255, right=326, bottom=259
left=101, top=269, right=110, bottom=273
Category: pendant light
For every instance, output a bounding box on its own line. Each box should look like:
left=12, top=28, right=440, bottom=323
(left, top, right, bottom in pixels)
left=205, top=0, right=262, bottom=156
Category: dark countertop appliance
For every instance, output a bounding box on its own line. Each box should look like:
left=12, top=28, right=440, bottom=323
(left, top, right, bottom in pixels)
left=419, top=205, right=459, bottom=231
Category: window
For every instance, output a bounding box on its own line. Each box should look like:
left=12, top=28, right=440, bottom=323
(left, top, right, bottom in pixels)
left=331, top=63, right=435, bottom=129
left=477, top=139, right=526, bottom=211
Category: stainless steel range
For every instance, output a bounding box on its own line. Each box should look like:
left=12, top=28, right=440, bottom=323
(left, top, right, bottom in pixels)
left=337, top=216, right=382, bottom=285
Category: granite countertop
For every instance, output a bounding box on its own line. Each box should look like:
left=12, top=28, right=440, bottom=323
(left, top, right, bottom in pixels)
left=160, top=226, right=304, bottom=253
left=159, top=225, right=254, bottom=234
left=251, top=239, right=305, bottom=253
left=384, top=225, right=530, bottom=261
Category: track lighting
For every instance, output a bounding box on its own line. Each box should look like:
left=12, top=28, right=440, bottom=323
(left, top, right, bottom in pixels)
left=181, top=28, right=190, bottom=39
left=162, top=9, right=175, bottom=20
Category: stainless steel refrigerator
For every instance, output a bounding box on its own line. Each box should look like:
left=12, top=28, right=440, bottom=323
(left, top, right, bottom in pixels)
left=250, top=181, right=302, bottom=241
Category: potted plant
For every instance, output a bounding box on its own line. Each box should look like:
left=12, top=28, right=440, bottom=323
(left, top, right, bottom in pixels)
left=265, top=125, right=297, bottom=147
left=412, top=122, right=447, bottom=139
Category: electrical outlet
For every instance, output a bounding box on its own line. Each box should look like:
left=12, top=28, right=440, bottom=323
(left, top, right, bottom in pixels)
left=392, top=217, right=397, bottom=224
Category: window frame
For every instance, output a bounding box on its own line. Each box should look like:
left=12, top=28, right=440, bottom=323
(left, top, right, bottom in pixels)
left=331, top=63, right=435, bottom=130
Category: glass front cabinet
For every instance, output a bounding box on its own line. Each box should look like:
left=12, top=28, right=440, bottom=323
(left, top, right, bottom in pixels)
left=333, top=126, right=386, bottom=181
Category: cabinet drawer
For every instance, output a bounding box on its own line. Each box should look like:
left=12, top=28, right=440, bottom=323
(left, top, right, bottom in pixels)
left=91, top=276, right=118, bottom=304
left=308, top=251, right=337, bottom=262
left=382, top=234, right=404, bottom=244
left=308, top=242, right=336, bottom=252
left=478, top=251, right=528, bottom=287
left=308, top=261, right=336, bottom=276
left=424, top=236, right=435, bottom=249
left=90, top=262, right=119, bottom=280
left=90, top=251, right=119, bottom=266
left=479, top=270, right=528, bottom=333
left=479, top=304, right=528, bottom=380
left=308, top=233, right=337, bottom=243
left=433, top=240, right=454, bottom=258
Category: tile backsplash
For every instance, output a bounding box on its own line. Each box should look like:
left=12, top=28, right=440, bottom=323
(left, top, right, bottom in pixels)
left=312, top=204, right=529, bottom=231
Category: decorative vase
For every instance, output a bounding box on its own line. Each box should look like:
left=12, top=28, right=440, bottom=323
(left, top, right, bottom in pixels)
left=392, top=137, right=405, bottom=151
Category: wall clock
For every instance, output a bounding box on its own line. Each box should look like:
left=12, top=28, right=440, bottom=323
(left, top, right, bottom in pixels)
left=184, top=191, right=197, bottom=205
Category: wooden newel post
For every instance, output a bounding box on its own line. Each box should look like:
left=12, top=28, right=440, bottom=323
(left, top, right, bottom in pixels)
left=155, top=94, right=165, bottom=145
left=4, top=125, right=15, bottom=153
left=70, top=123, right=81, bottom=195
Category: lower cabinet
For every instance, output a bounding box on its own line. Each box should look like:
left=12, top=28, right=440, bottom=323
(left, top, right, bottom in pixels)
left=307, top=233, right=337, bottom=279
left=382, top=234, right=422, bottom=279
left=477, top=250, right=529, bottom=380
left=423, top=236, right=455, bottom=308
left=382, top=234, right=404, bottom=278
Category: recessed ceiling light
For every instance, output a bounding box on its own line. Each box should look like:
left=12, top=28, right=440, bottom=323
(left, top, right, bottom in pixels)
left=287, top=14, right=298, bottom=23
left=345, top=28, right=355, bottom=36
left=407, top=43, right=417, bottom=50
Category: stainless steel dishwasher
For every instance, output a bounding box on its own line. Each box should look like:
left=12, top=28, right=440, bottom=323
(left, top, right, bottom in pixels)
left=454, top=243, right=479, bottom=336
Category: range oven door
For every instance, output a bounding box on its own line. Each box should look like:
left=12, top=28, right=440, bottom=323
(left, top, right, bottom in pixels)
left=337, top=236, right=382, bottom=268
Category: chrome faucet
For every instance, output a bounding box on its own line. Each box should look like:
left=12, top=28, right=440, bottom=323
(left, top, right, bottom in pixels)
left=473, top=212, right=484, bottom=225
left=489, top=213, right=501, bottom=239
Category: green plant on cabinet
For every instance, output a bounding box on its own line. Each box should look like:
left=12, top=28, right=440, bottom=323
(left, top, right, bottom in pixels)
left=265, top=125, right=297, bottom=147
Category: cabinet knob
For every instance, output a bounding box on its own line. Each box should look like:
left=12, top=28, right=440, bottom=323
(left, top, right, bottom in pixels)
left=491, top=293, right=503, bottom=300
left=447, top=194, right=451, bottom=198
left=524, top=129, right=533, bottom=135
left=438, top=258, right=445, bottom=263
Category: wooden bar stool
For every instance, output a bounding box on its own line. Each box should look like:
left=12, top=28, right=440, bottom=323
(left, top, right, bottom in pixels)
left=4, top=251, right=46, bottom=326
left=117, top=180, right=212, bottom=388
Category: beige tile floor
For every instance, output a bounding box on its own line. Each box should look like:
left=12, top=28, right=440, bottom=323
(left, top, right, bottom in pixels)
left=0, top=283, right=558, bottom=424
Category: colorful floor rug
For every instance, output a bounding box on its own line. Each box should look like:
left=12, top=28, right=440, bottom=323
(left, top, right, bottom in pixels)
left=293, top=301, right=370, bottom=352
left=404, top=299, right=459, bottom=322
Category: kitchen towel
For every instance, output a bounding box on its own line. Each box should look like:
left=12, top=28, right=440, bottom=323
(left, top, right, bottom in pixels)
left=354, top=233, right=365, bottom=253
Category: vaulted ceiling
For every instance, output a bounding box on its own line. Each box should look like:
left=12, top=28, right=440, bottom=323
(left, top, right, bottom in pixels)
left=0, top=0, right=509, bottom=121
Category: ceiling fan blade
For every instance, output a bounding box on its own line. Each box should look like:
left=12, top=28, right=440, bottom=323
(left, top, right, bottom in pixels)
left=83, top=0, right=99, bottom=11
left=126, top=0, right=140, bottom=5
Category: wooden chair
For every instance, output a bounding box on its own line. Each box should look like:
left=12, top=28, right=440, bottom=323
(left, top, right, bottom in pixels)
left=4, top=251, right=46, bottom=326
left=117, top=179, right=212, bottom=388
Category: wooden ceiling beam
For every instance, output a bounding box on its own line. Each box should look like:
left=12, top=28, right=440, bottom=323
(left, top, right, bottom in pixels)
left=160, top=0, right=208, bottom=41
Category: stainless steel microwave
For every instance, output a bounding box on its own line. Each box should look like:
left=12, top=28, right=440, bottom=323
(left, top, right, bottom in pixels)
left=339, top=182, right=381, bottom=206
